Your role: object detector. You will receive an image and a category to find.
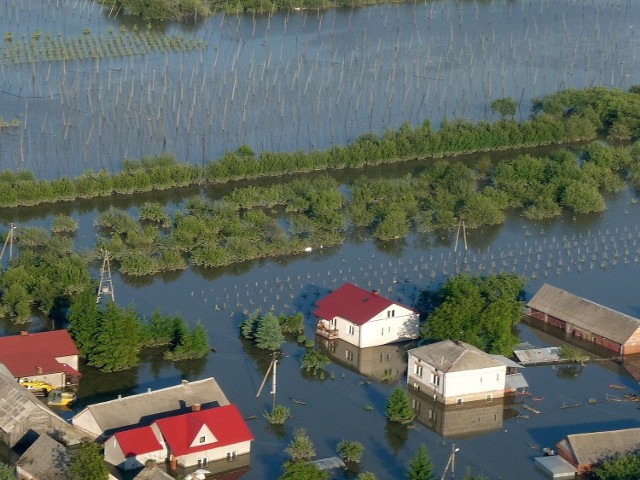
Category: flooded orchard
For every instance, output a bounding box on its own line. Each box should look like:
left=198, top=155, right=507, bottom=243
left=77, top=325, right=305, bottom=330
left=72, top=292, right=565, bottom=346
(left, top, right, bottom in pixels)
left=1, top=0, right=640, bottom=479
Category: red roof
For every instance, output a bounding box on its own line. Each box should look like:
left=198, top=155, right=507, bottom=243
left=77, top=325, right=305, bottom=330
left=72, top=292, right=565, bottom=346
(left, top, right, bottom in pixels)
left=313, top=283, right=413, bottom=326
left=0, top=330, right=79, bottom=378
left=155, top=405, right=253, bottom=457
left=113, top=426, right=163, bottom=457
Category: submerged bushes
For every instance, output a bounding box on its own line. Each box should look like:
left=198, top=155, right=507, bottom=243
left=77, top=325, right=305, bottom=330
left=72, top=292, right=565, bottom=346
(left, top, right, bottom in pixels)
left=3, top=87, right=640, bottom=209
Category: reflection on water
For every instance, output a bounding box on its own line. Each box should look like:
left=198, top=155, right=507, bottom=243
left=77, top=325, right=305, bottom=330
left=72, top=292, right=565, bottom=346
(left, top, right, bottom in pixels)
left=409, top=387, right=518, bottom=439
left=316, top=337, right=416, bottom=383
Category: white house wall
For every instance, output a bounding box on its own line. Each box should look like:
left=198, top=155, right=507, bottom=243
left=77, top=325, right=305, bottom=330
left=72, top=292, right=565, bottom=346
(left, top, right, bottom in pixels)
left=407, top=354, right=506, bottom=405
left=176, top=440, right=252, bottom=468
left=18, top=372, right=65, bottom=389
left=55, top=354, right=79, bottom=371
left=333, top=305, right=418, bottom=348
left=71, top=410, right=102, bottom=438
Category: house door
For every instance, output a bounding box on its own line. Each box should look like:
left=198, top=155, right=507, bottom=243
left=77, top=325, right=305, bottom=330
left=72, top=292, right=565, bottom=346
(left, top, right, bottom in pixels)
left=330, top=319, right=336, bottom=329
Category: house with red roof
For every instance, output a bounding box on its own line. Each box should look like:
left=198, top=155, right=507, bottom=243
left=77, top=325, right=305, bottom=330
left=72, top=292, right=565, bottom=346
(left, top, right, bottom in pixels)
left=104, top=404, right=253, bottom=474
left=0, top=330, right=80, bottom=389
left=314, top=283, right=419, bottom=348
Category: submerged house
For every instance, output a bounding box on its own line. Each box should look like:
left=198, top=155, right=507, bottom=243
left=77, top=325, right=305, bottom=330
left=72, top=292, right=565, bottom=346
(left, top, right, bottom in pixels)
left=314, top=283, right=420, bottom=348
left=72, top=378, right=230, bottom=440
left=104, top=404, right=253, bottom=472
left=527, top=283, right=640, bottom=355
left=555, top=427, right=640, bottom=475
left=407, top=340, right=527, bottom=405
left=0, top=329, right=80, bottom=389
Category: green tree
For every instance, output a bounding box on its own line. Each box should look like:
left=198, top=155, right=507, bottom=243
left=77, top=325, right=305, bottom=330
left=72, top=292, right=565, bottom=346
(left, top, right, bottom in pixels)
left=68, top=289, right=101, bottom=357
left=491, top=97, right=517, bottom=119
left=0, top=462, right=13, bottom=480
left=279, top=312, right=304, bottom=334
left=301, top=349, right=330, bottom=372
left=592, top=450, right=640, bottom=480
left=407, top=445, right=434, bottom=480
left=69, top=443, right=108, bottom=480
left=90, top=303, right=142, bottom=372
left=385, top=386, right=415, bottom=424
left=358, top=473, right=377, bottom=480
left=255, top=312, right=285, bottom=350
left=280, top=461, right=328, bottom=480
left=164, top=321, right=210, bottom=360
left=421, top=274, right=524, bottom=355
left=264, top=404, right=291, bottom=425
left=337, top=439, right=365, bottom=463
left=560, top=181, right=606, bottom=214
left=285, top=428, right=316, bottom=462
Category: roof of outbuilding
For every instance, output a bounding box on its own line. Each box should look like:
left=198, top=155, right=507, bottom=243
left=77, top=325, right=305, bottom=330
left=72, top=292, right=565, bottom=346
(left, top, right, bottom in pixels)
left=16, top=434, right=70, bottom=480
left=313, top=283, right=415, bottom=326
left=133, top=464, right=175, bottom=480
left=0, top=330, right=79, bottom=378
left=557, top=427, right=640, bottom=466
left=155, top=404, right=253, bottom=457
left=527, top=284, right=640, bottom=344
left=408, top=340, right=504, bottom=372
left=113, top=426, right=163, bottom=457
left=72, top=378, right=230, bottom=437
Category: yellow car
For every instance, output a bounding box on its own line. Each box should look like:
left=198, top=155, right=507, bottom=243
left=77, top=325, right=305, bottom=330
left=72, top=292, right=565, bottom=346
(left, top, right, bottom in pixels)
left=19, top=379, right=54, bottom=393
left=47, top=390, right=76, bottom=407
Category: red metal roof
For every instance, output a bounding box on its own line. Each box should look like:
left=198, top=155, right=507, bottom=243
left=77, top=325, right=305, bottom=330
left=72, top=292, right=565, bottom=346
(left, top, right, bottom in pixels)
left=313, top=283, right=412, bottom=326
left=155, top=405, right=253, bottom=457
left=0, top=330, right=79, bottom=378
left=113, top=426, right=163, bottom=457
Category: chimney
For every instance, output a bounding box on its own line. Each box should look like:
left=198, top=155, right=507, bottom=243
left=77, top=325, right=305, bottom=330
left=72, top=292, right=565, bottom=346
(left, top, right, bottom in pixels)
left=36, top=366, right=43, bottom=374
left=170, top=455, right=177, bottom=471
left=372, top=290, right=379, bottom=296
left=192, top=403, right=201, bottom=412
left=20, top=331, right=29, bottom=336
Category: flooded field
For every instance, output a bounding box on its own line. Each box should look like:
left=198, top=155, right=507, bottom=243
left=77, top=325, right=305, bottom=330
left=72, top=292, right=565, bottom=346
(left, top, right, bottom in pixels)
left=1, top=0, right=640, bottom=478
left=0, top=0, right=638, bottom=177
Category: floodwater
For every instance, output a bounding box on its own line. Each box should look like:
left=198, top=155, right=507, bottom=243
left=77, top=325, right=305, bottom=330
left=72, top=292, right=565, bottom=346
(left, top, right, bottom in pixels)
left=1, top=0, right=640, bottom=479
left=0, top=0, right=638, bottom=177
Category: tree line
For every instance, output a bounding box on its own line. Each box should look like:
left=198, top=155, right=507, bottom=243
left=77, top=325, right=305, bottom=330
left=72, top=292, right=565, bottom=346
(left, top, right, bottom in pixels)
left=1, top=87, right=639, bottom=209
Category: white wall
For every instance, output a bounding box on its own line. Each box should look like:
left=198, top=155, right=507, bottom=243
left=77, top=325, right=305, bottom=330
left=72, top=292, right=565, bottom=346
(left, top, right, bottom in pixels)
left=19, top=372, right=65, bottom=389
left=55, top=354, right=79, bottom=371
left=331, top=304, right=418, bottom=348
left=407, top=354, right=506, bottom=404
left=176, top=440, right=252, bottom=468
left=71, top=410, right=102, bottom=438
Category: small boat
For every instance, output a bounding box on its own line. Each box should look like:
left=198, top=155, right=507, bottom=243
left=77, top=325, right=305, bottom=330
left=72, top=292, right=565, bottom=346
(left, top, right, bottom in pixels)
left=609, top=383, right=626, bottom=390
left=47, top=390, right=76, bottom=407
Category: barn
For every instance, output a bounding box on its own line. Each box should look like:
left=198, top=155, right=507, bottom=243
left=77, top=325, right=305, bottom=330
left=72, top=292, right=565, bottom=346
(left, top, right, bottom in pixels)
left=527, top=284, right=640, bottom=355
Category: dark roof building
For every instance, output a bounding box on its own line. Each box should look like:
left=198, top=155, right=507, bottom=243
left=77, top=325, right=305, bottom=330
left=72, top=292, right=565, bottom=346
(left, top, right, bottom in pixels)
left=556, top=427, right=640, bottom=475
left=15, top=434, right=71, bottom=480
left=527, top=283, right=640, bottom=355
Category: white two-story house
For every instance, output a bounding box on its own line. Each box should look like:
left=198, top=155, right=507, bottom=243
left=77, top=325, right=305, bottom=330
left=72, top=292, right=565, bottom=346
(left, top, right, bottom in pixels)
left=314, top=283, right=420, bottom=348
left=407, top=340, right=516, bottom=405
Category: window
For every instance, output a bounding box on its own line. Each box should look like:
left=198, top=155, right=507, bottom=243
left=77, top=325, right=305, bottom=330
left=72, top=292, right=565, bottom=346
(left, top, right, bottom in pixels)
left=202, top=458, right=208, bottom=467
left=227, top=451, right=237, bottom=462
left=479, top=376, right=483, bottom=383
left=456, top=398, right=464, bottom=406
left=486, top=394, right=493, bottom=403
left=381, top=328, right=384, bottom=336
left=496, top=373, right=500, bottom=381
left=199, top=436, right=206, bottom=444
left=411, top=398, right=421, bottom=412
left=430, top=373, right=440, bottom=386
left=414, top=364, right=423, bottom=378
left=345, top=350, right=353, bottom=360
left=348, top=325, right=354, bottom=335
left=391, top=310, right=395, bottom=317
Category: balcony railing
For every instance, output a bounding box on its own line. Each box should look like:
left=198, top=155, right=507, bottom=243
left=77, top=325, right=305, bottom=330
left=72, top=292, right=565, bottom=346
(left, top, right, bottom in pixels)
left=316, top=324, right=339, bottom=339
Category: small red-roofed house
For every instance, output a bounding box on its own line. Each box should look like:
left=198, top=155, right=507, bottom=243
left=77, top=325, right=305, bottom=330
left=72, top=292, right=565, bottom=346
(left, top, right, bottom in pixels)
left=104, top=404, right=253, bottom=473
left=105, top=426, right=167, bottom=470
left=155, top=404, right=253, bottom=469
left=314, top=283, right=419, bottom=348
left=0, top=330, right=80, bottom=389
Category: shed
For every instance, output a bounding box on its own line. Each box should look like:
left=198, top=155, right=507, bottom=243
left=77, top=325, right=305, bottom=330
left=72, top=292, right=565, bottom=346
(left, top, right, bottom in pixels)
left=527, top=284, right=640, bottom=355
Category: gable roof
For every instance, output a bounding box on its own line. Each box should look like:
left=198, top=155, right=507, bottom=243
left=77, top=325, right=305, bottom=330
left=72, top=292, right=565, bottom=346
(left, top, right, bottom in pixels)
left=408, top=340, right=504, bottom=372
left=527, top=284, right=640, bottom=345
left=113, top=426, right=163, bottom=457
left=0, top=330, right=79, bottom=378
left=0, top=364, right=70, bottom=448
left=557, top=427, right=640, bottom=466
left=134, top=464, right=175, bottom=480
left=155, top=404, right=253, bottom=457
left=16, top=434, right=70, bottom=480
left=313, top=283, right=414, bottom=326
left=72, top=378, right=229, bottom=437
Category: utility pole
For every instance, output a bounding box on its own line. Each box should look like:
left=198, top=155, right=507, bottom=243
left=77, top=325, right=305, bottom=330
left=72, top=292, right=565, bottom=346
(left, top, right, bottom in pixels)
left=96, top=249, right=115, bottom=303
left=453, top=217, right=468, bottom=253
left=0, top=223, right=16, bottom=268
left=440, top=444, right=460, bottom=480
left=256, top=351, right=279, bottom=410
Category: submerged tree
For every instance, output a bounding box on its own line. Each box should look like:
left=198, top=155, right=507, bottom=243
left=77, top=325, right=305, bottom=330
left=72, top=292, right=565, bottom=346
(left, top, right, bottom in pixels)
left=385, top=386, right=415, bottom=425
left=407, top=445, right=434, bottom=480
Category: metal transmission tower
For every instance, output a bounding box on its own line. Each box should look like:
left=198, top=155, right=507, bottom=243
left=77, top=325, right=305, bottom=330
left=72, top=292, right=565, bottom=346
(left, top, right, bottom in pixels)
left=96, top=250, right=115, bottom=303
